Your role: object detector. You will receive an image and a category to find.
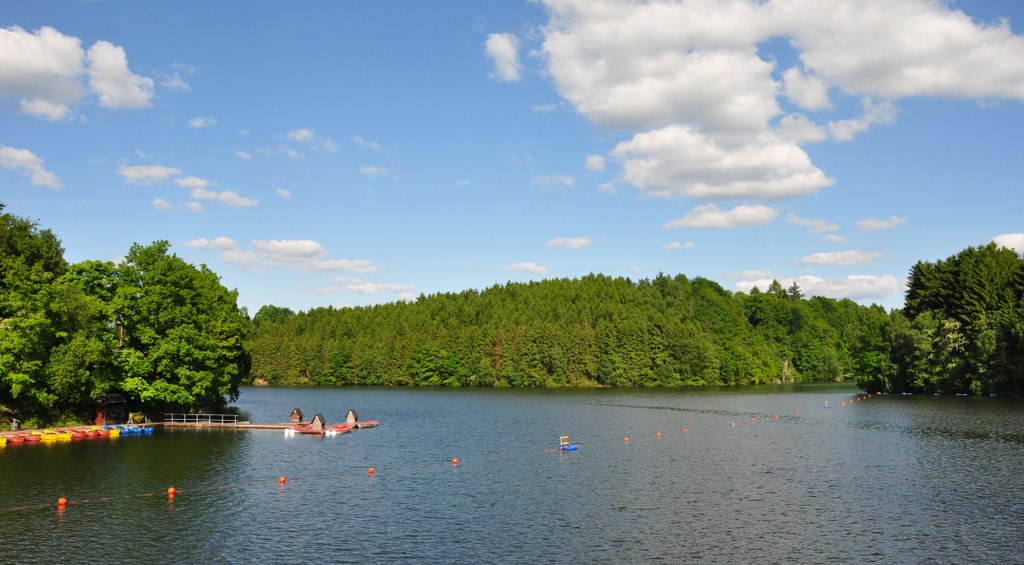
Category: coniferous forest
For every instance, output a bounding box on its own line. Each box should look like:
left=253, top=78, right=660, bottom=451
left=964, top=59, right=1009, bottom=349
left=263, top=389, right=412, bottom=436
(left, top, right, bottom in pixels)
left=2, top=204, right=1023, bottom=425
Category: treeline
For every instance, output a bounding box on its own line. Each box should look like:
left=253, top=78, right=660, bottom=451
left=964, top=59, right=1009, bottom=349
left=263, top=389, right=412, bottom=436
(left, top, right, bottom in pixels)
left=859, top=243, right=1024, bottom=395
left=250, top=274, right=891, bottom=388
left=1, top=205, right=251, bottom=426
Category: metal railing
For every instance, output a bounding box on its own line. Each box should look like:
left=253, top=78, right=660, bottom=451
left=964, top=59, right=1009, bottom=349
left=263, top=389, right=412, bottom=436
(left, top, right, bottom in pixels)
left=163, top=413, right=239, bottom=425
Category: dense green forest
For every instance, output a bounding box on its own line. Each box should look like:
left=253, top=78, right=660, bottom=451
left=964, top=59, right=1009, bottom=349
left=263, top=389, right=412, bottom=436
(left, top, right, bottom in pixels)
left=1, top=205, right=251, bottom=426
left=3, top=204, right=1022, bottom=426
left=249, top=275, right=892, bottom=389
left=249, top=246, right=1023, bottom=396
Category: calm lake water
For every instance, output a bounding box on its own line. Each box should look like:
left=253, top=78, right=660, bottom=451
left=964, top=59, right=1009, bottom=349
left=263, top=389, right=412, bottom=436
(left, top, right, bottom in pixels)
left=2, top=385, right=1023, bottom=564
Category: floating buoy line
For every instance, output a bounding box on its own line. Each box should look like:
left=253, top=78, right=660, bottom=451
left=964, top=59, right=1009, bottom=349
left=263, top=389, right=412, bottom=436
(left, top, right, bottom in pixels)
left=2, top=392, right=891, bottom=514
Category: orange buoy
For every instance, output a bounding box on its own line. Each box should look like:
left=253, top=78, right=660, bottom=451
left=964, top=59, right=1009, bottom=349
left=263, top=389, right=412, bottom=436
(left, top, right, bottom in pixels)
left=682, top=428, right=688, bottom=434
left=656, top=431, right=661, bottom=438
left=795, top=411, right=800, bottom=417
left=57, top=497, right=67, bottom=507
left=167, top=487, right=175, bottom=497
left=452, top=457, right=459, bottom=466
left=840, top=401, right=846, bottom=407
left=278, top=476, right=286, bottom=485
left=751, top=417, right=757, bottom=424
left=731, top=421, right=736, bottom=428
left=368, top=467, right=375, bottom=476
left=773, top=414, right=779, bottom=420
left=624, top=437, right=630, bottom=443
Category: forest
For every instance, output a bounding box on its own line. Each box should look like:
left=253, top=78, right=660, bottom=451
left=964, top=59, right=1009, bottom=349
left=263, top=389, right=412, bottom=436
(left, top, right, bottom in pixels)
left=1, top=204, right=251, bottom=426
left=3, top=204, right=1022, bottom=426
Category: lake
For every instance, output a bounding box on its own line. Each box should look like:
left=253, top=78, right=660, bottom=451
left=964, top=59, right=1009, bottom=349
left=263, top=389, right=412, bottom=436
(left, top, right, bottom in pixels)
left=2, top=385, right=1023, bottom=563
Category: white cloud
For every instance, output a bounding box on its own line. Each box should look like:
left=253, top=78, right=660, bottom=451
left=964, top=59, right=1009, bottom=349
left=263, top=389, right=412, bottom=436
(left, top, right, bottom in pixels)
left=663, top=203, right=777, bottom=229
left=584, top=154, right=606, bottom=172
left=546, top=236, right=591, bottom=249
left=287, top=128, right=314, bottom=142
left=255, top=146, right=304, bottom=160
left=456, top=179, right=472, bottom=187
left=993, top=233, right=1024, bottom=254
left=736, top=274, right=903, bottom=301
left=0, top=26, right=84, bottom=117
left=116, top=164, right=181, bottom=185
left=17, top=98, right=72, bottom=121
left=318, top=277, right=413, bottom=296
left=537, top=0, right=1024, bottom=205
left=183, top=201, right=203, bottom=213
left=246, top=239, right=378, bottom=272
left=360, top=165, right=390, bottom=178
left=188, top=116, right=216, bottom=128
left=533, top=173, right=575, bottom=188
left=151, top=198, right=171, bottom=211
left=353, top=135, right=382, bottom=151
left=782, top=68, right=831, bottom=110
left=217, top=191, right=258, bottom=207
left=234, top=150, right=253, bottom=161
left=727, top=269, right=773, bottom=280
left=0, top=145, right=62, bottom=188
left=175, top=176, right=210, bottom=190
left=160, top=72, right=190, bottom=91
left=505, top=262, right=547, bottom=275
left=287, top=128, right=337, bottom=153
left=183, top=236, right=238, bottom=250
left=775, top=113, right=828, bottom=144
left=664, top=241, right=696, bottom=250
left=822, top=234, right=846, bottom=244
left=531, top=103, right=557, bottom=112
left=613, top=125, right=834, bottom=200
left=800, top=250, right=884, bottom=266
left=485, top=32, right=521, bottom=82
left=275, top=188, right=292, bottom=198
left=828, top=98, right=898, bottom=141
left=857, top=215, right=908, bottom=231
left=85, top=40, right=153, bottom=109
left=786, top=213, right=838, bottom=233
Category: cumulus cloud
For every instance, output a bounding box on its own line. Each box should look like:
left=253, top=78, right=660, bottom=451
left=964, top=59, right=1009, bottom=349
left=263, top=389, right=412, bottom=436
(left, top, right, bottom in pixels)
left=800, top=250, right=884, bottom=266
left=736, top=274, right=903, bottom=301
left=183, top=236, right=239, bottom=250
left=0, top=26, right=83, bottom=119
left=360, top=165, right=390, bottom=178
left=613, top=125, right=833, bottom=199
left=537, top=0, right=1024, bottom=204
left=546, top=236, right=591, bottom=249
left=175, top=176, right=210, bottom=189
left=17, top=98, right=72, bottom=121
left=188, top=115, right=216, bottom=128
left=183, top=201, right=203, bottom=213
left=786, top=213, right=838, bottom=233
left=822, top=234, right=846, bottom=244
left=0, top=145, right=62, bottom=188
left=85, top=40, right=153, bottom=109
left=664, top=241, right=696, bottom=250
left=585, top=154, right=606, bottom=172
left=234, top=150, right=253, bottom=161
left=188, top=237, right=378, bottom=273
left=533, top=173, right=575, bottom=188
left=160, top=72, right=190, bottom=91
left=505, top=262, right=547, bottom=275
left=317, top=277, right=413, bottom=296
left=857, top=215, right=908, bottom=231
left=828, top=98, right=898, bottom=141
left=782, top=68, right=831, bottom=110
left=275, top=188, right=292, bottom=198
left=216, top=191, right=259, bottom=207
left=663, top=203, right=778, bottom=229
left=116, top=164, right=181, bottom=185
left=353, top=135, right=382, bottom=151
left=485, top=32, right=521, bottom=82
left=151, top=198, right=171, bottom=211
left=531, top=103, right=557, bottom=112
left=993, top=233, right=1024, bottom=254
left=287, top=128, right=336, bottom=153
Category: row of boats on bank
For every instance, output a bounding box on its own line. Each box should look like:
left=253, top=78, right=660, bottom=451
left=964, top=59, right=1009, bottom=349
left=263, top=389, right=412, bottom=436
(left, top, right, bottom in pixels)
left=0, top=424, right=154, bottom=447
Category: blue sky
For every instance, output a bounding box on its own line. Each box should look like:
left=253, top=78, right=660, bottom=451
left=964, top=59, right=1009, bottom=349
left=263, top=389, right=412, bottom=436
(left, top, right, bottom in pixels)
left=2, top=0, right=1023, bottom=314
